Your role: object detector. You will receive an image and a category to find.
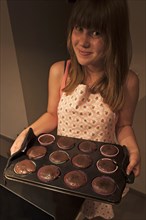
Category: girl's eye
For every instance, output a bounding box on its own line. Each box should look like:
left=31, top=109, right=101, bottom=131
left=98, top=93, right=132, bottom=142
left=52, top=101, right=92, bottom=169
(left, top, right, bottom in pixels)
left=74, top=25, right=83, bottom=32
left=91, top=31, right=100, bottom=37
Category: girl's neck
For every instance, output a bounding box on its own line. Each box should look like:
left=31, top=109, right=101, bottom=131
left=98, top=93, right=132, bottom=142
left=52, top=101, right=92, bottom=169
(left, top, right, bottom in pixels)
left=83, top=65, right=105, bottom=87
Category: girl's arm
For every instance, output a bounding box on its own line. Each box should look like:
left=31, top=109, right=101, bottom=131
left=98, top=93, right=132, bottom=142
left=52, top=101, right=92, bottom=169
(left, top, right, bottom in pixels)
left=115, top=70, right=141, bottom=177
left=10, top=61, right=65, bottom=155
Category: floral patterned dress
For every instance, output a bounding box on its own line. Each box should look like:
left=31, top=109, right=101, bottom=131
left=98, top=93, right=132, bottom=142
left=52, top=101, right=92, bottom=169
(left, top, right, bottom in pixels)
left=57, top=60, right=118, bottom=219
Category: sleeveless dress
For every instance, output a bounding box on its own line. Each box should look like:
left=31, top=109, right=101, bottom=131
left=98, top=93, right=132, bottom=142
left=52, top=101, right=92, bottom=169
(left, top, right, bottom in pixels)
left=57, top=60, right=117, bottom=219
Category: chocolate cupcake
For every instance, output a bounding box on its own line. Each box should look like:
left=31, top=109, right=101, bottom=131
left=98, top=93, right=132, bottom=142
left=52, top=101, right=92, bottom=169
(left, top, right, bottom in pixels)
left=64, top=170, right=87, bottom=189
left=78, top=141, right=97, bottom=153
left=14, top=159, right=36, bottom=175
left=92, top=176, right=116, bottom=195
left=72, top=154, right=93, bottom=168
left=57, top=136, right=75, bottom=150
left=38, top=134, right=55, bottom=146
left=100, top=144, right=119, bottom=157
left=96, top=158, right=118, bottom=174
left=26, top=146, right=47, bottom=159
left=37, top=165, right=60, bottom=182
left=49, top=150, right=70, bottom=164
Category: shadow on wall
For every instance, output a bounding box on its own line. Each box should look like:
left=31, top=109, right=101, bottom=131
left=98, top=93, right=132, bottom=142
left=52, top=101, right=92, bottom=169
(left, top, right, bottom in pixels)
left=133, top=95, right=146, bottom=193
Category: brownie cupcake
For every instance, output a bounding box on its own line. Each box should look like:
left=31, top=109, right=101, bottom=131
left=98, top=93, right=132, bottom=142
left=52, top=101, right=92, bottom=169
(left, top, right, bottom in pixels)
left=96, top=158, right=118, bottom=174
left=26, top=145, right=47, bottom=159
left=72, top=154, right=93, bottom=168
left=64, top=170, right=87, bottom=189
left=100, top=144, right=119, bottom=157
left=37, top=165, right=60, bottom=182
left=57, top=136, right=75, bottom=150
left=49, top=150, right=70, bottom=164
left=38, top=134, right=55, bottom=146
left=14, top=159, right=36, bottom=175
left=78, top=141, right=97, bottom=153
left=92, top=176, right=116, bottom=195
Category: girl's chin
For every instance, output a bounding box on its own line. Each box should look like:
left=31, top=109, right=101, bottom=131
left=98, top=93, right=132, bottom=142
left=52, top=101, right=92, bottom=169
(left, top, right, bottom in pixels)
left=76, top=57, right=92, bottom=66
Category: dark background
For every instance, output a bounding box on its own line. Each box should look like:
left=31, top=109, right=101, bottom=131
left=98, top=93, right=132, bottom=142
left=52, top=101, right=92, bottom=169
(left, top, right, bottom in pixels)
left=7, top=0, right=73, bottom=124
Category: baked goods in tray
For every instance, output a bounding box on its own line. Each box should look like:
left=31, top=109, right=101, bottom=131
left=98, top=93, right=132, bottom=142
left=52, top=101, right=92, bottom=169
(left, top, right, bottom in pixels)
left=49, top=150, right=70, bottom=164
left=57, top=136, right=76, bottom=150
left=4, top=128, right=131, bottom=204
left=72, top=154, right=93, bottom=168
left=26, top=145, right=47, bottom=159
left=92, top=176, right=116, bottom=195
left=64, top=170, right=87, bottom=189
left=78, top=140, right=97, bottom=153
left=100, top=144, right=119, bottom=157
left=14, top=159, right=36, bottom=175
left=96, top=158, right=118, bottom=174
left=37, top=165, right=60, bottom=182
left=38, top=134, right=55, bottom=146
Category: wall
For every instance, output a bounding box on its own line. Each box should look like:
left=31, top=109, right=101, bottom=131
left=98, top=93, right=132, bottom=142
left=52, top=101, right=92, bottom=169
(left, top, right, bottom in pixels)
left=0, top=0, right=72, bottom=139
left=6, top=0, right=73, bottom=125
left=0, top=0, right=145, bottom=193
left=0, top=0, right=28, bottom=139
left=127, top=0, right=146, bottom=194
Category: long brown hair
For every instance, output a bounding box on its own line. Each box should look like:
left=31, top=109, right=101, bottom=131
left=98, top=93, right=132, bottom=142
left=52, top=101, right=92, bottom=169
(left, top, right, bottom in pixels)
left=64, top=0, right=132, bottom=112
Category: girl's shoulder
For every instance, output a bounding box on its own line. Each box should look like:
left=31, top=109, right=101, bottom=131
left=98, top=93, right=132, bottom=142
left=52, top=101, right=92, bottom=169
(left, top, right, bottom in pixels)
left=50, top=60, right=65, bottom=78
left=125, top=69, right=139, bottom=91
left=49, top=60, right=71, bottom=95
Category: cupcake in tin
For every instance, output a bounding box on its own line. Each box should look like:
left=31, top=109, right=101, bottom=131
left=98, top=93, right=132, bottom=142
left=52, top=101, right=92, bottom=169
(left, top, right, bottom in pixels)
left=38, top=133, right=55, bottom=146
left=26, top=145, right=47, bottom=160
left=37, top=165, right=60, bottom=182
left=64, top=170, right=87, bottom=189
left=78, top=141, right=97, bottom=153
left=14, top=159, right=36, bottom=175
left=72, top=154, right=93, bottom=169
left=96, top=158, right=118, bottom=174
left=49, top=150, right=70, bottom=164
left=57, top=136, right=75, bottom=150
left=92, top=176, right=116, bottom=195
left=100, top=144, right=119, bottom=157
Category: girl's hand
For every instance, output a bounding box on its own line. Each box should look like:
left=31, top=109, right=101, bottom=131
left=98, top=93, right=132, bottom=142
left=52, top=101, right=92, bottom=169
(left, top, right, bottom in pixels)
left=126, top=150, right=141, bottom=177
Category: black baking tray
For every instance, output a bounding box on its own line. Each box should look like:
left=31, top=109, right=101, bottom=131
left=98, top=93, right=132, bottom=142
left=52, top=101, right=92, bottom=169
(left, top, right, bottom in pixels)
left=4, top=128, right=134, bottom=204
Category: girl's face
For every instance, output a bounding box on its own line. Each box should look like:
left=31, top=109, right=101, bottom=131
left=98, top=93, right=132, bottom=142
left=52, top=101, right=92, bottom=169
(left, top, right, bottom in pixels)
left=71, top=26, right=105, bottom=68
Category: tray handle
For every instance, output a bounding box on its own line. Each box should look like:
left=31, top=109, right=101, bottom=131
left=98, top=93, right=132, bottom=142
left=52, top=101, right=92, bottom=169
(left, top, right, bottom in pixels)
left=4, top=128, right=36, bottom=174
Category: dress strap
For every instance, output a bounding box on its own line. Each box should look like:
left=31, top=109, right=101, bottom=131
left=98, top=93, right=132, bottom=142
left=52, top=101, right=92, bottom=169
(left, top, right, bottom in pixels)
left=60, top=59, right=71, bottom=96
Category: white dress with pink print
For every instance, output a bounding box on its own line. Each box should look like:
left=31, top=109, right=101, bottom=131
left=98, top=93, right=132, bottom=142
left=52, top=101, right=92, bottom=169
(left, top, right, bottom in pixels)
left=57, top=60, right=118, bottom=219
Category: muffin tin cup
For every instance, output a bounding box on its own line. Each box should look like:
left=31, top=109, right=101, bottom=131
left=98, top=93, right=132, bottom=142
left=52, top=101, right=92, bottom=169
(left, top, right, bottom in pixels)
left=96, top=158, right=118, bottom=174
left=38, top=134, right=55, bottom=146
left=4, top=128, right=135, bottom=204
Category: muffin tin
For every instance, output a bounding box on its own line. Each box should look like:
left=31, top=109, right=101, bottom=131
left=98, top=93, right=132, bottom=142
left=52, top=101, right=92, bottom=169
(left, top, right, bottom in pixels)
left=4, top=128, right=134, bottom=204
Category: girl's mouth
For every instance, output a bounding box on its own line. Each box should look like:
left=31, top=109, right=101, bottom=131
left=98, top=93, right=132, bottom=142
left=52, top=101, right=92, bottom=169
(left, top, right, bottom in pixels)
left=78, top=49, right=92, bottom=56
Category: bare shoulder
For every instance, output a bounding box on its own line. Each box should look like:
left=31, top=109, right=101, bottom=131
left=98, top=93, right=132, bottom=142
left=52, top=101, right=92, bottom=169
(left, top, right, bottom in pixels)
left=116, top=70, right=139, bottom=127
left=47, top=61, right=65, bottom=111
left=49, top=60, right=65, bottom=80
left=125, top=69, right=139, bottom=90
left=122, top=69, right=139, bottom=112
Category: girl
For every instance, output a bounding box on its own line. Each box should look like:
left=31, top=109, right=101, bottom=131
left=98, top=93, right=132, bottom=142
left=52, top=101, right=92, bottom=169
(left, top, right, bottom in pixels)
left=11, top=0, right=141, bottom=219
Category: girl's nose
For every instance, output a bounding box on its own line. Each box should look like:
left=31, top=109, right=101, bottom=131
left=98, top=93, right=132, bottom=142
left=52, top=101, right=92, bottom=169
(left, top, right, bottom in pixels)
left=79, top=33, right=90, bottom=48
